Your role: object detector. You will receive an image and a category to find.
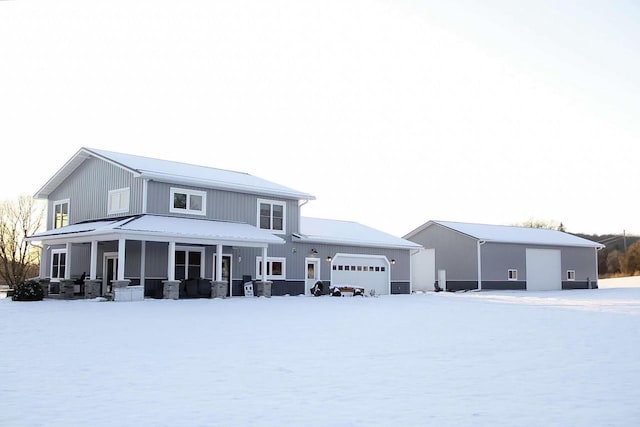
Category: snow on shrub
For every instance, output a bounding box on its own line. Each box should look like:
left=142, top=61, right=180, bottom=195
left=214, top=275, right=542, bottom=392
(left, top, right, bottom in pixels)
left=12, top=280, right=44, bottom=302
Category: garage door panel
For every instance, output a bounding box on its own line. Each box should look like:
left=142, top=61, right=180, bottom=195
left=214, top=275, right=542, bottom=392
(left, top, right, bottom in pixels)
left=526, top=249, right=561, bottom=291
left=331, top=254, right=390, bottom=295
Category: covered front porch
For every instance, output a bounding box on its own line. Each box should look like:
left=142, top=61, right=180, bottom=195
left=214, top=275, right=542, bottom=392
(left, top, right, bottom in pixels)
left=28, top=214, right=284, bottom=301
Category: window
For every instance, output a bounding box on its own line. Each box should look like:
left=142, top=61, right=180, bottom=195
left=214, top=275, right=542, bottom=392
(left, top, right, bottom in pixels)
left=108, top=187, right=130, bottom=214
left=51, top=249, right=67, bottom=283
left=175, top=247, right=205, bottom=280
left=256, top=257, right=286, bottom=280
left=53, top=199, right=69, bottom=229
left=170, top=188, right=206, bottom=215
left=257, top=199, right=286, bottom=233
left=508, top=269, right=518, bottom=280
left=567, top=270, right=576, bottom=281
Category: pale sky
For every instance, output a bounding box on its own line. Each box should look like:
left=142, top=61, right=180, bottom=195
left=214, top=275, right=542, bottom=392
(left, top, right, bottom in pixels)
left=1, top=0, right=638, bottom=237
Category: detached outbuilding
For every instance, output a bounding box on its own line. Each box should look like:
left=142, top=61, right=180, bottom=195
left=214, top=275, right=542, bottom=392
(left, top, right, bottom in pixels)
left=405, top=221, right=604, bottom=291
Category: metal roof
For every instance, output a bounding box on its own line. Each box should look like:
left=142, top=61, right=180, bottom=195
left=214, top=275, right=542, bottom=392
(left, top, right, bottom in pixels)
left=296, top=217, right=422, bottom=250
left=27, top=215, right=284, bottom=248
left=35, top=147, right=315, bottom=201
left=405, top=220, right=604, bottom=248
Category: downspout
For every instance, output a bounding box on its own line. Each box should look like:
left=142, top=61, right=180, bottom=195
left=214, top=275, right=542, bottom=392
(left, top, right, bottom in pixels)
left=477, top=240, right=486, bottom=291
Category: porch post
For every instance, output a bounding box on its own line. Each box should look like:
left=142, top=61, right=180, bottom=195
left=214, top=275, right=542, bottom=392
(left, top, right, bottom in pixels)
left=65, top=242, right=72, bottom=280
left=84, top=240, right=101, bottom=299
left=216, top=244, right=223, bottom=282
left=163, top=241, right=180, bottom=300
left=89, top=241, right=98, bottom=280
left=257, top=246, right=272, bottom=297
left=60, top=242, right=74, bottom=299
left=140, top=241, right=146, bottom=288
left=168, top=241, right=176, bottom=281
left=117, top=238, right=126, bottom=281
left=261, top=246, right=268, bottom=283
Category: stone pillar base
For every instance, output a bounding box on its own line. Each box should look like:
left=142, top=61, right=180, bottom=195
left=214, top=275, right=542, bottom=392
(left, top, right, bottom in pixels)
left=255, top=281, right=272, bottom=298
left=211, top=281, right=229, bottom=298
left=163, top=280, right=181, bottom=300
left=84, top=280, right=102, bottom=299
left=39, top=279, right=50, bottom=298
left=60, top=280, right=75, bottom=299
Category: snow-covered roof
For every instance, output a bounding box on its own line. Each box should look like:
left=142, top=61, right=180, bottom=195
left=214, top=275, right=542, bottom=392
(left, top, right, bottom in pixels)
left=406, top=220, right=604, bottom=248
left=296, top=217, right=422, bottom=250
left=35, top=147, right=315, bottom=201
left=28, top=215, right=284, bottom=247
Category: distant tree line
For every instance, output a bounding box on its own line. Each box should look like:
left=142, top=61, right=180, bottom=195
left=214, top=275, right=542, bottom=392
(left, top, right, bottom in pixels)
left=574, top=233, right=640, bottom=278
left=517, top=219, right=640, bottom=277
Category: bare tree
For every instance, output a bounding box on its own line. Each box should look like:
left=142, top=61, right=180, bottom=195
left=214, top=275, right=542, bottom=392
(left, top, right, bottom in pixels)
left=0, top=195, right=44, bottom=287
left=516, top=218, right=565, bottom=230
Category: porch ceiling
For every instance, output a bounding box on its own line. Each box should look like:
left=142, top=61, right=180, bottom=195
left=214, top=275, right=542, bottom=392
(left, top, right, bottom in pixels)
left=27, top=215, right=284, bottom=248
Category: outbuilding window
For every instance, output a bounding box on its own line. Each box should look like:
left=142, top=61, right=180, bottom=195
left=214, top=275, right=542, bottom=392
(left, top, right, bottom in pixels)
left=508, top=269, right=518, bottom=280
left=567, top=270, right=576, bottom=281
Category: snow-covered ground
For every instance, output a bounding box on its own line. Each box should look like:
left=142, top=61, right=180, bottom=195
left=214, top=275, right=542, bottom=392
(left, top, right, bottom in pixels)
left=2, top=278, right=640, bottom=426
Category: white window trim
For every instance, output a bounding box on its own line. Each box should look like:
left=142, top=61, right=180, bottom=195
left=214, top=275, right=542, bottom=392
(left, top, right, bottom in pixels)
left=508, top=269, right=518, bottom=281
left=108, top=187, right=130, bottom=215
left=50, top=249, right=67, bottom=282
left=567, top=270, right=576, bottom=281
left=175, top=246, right=206, bottom=279
left=257, top=198, right=287, bottom=234
left=256, top=256, right=286, bottom=280
left=170, top=187, right=207, bottom=216
left=53, top=198, right=70, bottom=229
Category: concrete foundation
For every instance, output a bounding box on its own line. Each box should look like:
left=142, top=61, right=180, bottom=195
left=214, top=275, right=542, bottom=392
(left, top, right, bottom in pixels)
left=211, top=281, right=228, bottom=298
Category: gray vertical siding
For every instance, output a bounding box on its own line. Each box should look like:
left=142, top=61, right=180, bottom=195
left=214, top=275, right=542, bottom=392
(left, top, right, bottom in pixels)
left=481, top=243, right=527, bottom=281
left=47, top=157, right=143, bottom=227
left=146, top=181, right=300, bottom=234
left=234, top=240, right=411, bottom=283
left=407, top=224, right=478, bottom=281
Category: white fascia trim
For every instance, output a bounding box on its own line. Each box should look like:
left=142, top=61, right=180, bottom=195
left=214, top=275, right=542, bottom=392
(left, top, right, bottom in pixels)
left=29, top=230, right=281, bottom=248
left=293, top=236, right=421, bottom=251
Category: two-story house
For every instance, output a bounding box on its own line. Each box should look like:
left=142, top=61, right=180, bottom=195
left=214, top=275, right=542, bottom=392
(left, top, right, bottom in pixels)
left=28, top=148, right=421, bottom=300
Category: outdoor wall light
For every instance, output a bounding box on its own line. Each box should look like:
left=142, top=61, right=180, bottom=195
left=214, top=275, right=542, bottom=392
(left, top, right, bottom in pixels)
left=311, top=248, right=318, bottom=255
left=391, top=259, right=396, bottom=265
left=325, top=256, right=332, bottom=262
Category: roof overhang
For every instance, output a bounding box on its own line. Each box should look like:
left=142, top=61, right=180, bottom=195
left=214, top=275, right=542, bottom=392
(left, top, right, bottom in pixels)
left=292, top=235, right=422, bottom=251
left=27, top=215, right=285, bottom=248
left=34, top=148, right=141, bottom=199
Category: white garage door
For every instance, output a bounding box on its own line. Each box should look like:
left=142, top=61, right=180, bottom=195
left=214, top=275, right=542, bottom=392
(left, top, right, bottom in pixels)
left=411, top=249, right=435, bottom=292
left=526, top=249, right=561, bottom=291
left=331, top=254, right=390, bottom=295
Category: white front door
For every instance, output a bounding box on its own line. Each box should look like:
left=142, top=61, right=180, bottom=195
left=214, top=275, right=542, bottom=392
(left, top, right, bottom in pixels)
left=305, top=258, right=321, bottom=295
left=103, top=252, right=118, bottom=295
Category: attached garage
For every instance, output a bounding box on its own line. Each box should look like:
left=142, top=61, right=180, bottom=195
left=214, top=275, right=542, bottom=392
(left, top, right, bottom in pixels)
left=330, top=253, right=390, bottom=296
left=526, top=248, right=562, bottom=291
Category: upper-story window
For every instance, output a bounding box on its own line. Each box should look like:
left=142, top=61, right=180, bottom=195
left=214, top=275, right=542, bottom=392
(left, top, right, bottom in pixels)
left=257, top=199, right=286, bottom=233
left=170, top=188, right=206, bottom=216
left=53, top=199, right=69, bottom=229
left=108, top=187, right=130, bottom=215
